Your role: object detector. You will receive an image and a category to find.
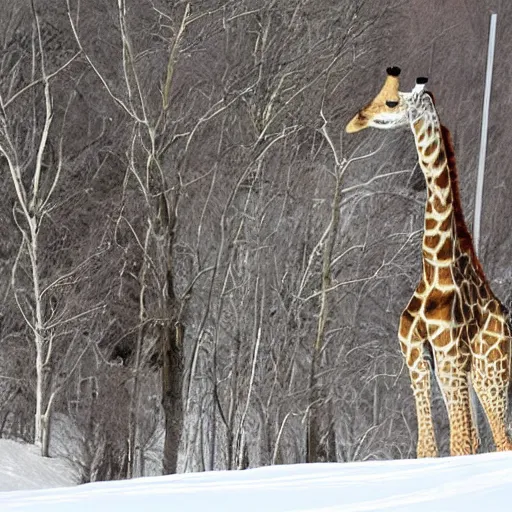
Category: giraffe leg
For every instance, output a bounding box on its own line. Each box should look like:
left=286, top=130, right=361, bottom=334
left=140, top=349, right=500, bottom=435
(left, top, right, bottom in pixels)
left=435, top=364, right=476, bottom=456
left=471, top=323, right=512, bottom=452
left=399, top=311, right=437, bottom=458
left=471, top=366, right=511, bottom=451
left=467, top=381, right=480, bottom=454
left=409, top=357, right=438, bottom=458
left=432, top=330, right=476, bottom=456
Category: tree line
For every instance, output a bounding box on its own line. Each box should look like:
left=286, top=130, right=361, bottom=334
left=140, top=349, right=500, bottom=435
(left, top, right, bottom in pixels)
left=0, top=0, right=510, bottom=481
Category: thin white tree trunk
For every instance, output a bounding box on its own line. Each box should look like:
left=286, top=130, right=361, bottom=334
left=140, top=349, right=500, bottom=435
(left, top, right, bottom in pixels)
left=29, top=218, right=46, bottom=450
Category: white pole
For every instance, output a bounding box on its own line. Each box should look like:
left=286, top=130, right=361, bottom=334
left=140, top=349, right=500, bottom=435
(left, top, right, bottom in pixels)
left=473, top=12, right=497, bottom=257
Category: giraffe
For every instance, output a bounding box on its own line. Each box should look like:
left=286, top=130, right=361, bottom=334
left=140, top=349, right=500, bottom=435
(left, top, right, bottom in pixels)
left=345, top=67, right=512, bottom=457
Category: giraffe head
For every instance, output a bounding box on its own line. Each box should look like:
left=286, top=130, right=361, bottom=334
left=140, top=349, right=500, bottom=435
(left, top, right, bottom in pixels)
left=346, top=67, right=430, bottom=133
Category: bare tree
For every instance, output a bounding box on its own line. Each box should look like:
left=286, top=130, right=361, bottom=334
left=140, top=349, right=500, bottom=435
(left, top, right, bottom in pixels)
left=0, top=1, right=107, bottom=456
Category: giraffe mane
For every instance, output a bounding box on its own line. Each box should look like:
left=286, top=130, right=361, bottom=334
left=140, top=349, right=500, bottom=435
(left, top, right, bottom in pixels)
left=440, top=125, right=488, bottom=286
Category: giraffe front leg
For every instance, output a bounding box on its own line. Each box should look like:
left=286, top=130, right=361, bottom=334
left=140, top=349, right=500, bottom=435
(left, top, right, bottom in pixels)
left=399, top=312, right=438, bottom=458
left=433, top=340, right=476, bottom=456
left=409, top=359, right=438, bottom=458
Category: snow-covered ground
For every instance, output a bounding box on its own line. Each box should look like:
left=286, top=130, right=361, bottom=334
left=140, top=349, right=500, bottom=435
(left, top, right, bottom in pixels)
left=2, top=440, right=512, bottom=511
left=0, top=439, right=75, bottom=492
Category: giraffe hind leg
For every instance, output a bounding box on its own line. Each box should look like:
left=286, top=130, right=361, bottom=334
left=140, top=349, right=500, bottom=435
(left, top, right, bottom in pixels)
left=471, top=332, right=512, bottom=452
left=468, top=379, right=480, bottom=453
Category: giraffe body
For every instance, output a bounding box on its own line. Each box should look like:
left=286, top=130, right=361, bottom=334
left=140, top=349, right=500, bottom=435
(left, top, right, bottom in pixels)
left=346, top=68, right=512, bottom=457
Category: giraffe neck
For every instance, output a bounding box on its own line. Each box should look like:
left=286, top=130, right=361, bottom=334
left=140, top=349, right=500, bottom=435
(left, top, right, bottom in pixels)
left=411, top=114, right=487, bottom=288
left=412, top=116, right=455, bottom=270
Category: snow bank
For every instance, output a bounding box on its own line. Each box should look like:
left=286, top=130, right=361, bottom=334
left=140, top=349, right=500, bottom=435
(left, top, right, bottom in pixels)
left=0, top=439, right=75, bottom=492
left=2, top=450, right=512, bottom=511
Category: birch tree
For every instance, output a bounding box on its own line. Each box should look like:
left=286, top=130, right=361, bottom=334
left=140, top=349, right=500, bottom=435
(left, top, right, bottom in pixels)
left=0, top=1, right=95, bottom=456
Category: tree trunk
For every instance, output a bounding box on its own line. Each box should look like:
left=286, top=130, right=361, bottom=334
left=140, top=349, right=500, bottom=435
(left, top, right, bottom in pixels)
left=306, top=349, right=322, bottom=463
left=34, top=343, right=44, bottom=449
left=156, top=191, right=185, bottom=475
left=128, top=225, right=150, bottom=478
left=208, top=398, right=217, bottom=471
left=31, top=219, right=50, bottom=456
left=34, top=340, right=53, bottom=457
left=41, top=411, right=51, bottom=458
left=161, top=321, right=184, bottom=474
left=306, top=150, right=342, bottom=463
left=307, top=358, right=336, bottom=463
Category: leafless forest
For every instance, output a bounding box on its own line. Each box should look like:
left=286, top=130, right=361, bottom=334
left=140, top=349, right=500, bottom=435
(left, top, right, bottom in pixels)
left=0, top=0, right=511, bottom=482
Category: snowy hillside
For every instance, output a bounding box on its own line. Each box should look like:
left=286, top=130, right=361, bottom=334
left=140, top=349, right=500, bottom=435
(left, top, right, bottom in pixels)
left=2, top=450, right=512, bottom=511
left=0, top=439, right=75, bottom=491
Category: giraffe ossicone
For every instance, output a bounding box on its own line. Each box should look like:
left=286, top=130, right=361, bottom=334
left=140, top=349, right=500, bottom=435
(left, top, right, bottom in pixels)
left=346, top=68, right=512, bottom=458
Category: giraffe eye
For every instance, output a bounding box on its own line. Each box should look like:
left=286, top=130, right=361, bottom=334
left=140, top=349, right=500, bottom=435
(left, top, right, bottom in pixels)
left=386, top=100, right=399, bottom=108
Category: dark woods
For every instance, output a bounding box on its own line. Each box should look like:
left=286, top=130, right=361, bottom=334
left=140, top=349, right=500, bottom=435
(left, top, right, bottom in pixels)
left=0, top=0, right=510, bottom=481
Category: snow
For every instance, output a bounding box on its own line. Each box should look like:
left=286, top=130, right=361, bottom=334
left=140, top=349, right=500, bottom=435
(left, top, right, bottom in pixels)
left=1, top=442, right=512, bottom=511
left=0, top=439, right=75, bottom=492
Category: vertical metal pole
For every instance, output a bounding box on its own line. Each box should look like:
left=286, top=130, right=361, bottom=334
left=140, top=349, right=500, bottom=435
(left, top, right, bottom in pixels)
left=473, top=13, right=497, bottom=256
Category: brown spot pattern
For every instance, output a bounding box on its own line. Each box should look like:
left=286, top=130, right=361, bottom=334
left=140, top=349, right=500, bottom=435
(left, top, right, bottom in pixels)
left=435, top=170, right=449, bottom=189
left=425, top=234, right=440, bottom=249
left=425, top=218, right=437, bottom=230
left=437, top=238, right=453, bottom=260
left=424, top=142, right=438, bottom=156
